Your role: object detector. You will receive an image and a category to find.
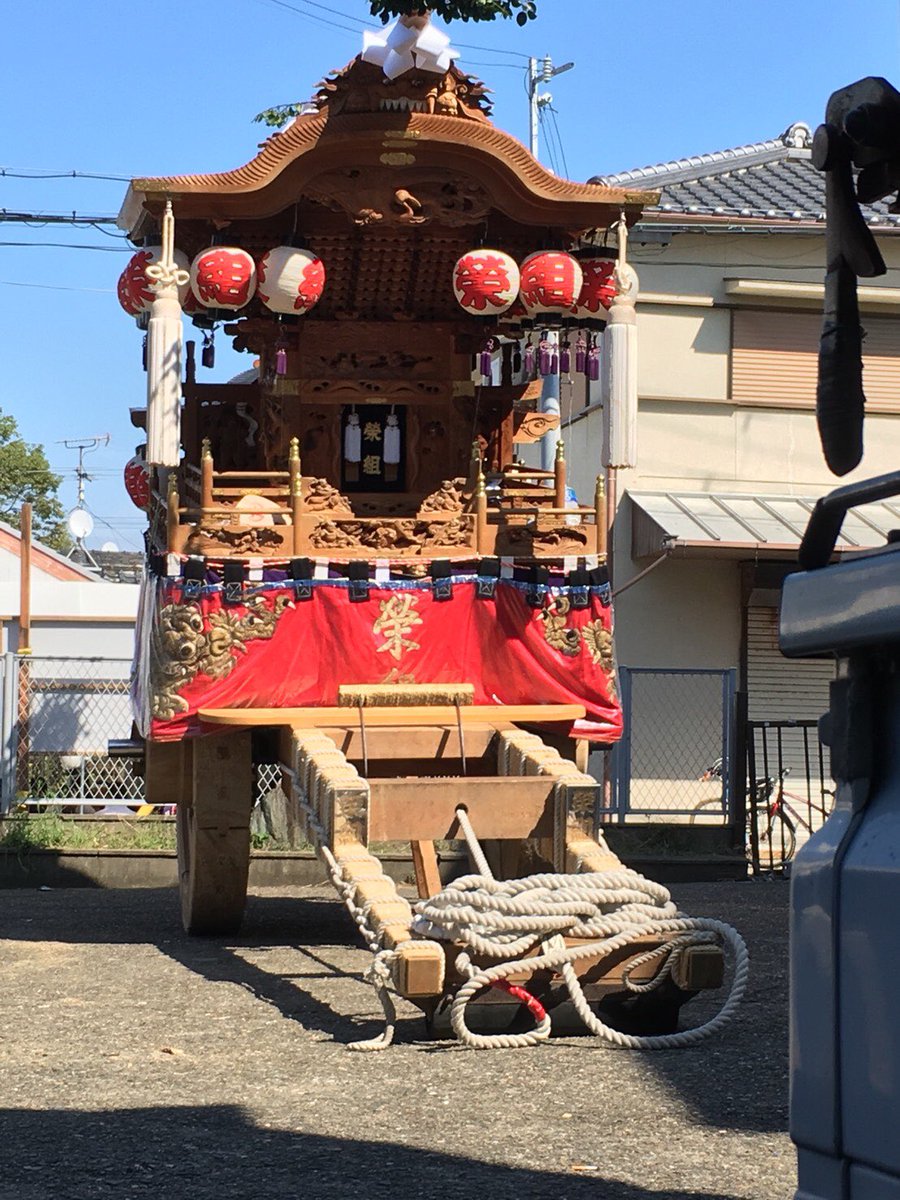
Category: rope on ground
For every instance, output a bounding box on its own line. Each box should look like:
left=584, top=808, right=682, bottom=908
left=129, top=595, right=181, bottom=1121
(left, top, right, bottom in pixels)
left=409, top=807, right=749, bottom=1050
left=285, top=765, right=404, bottom=1053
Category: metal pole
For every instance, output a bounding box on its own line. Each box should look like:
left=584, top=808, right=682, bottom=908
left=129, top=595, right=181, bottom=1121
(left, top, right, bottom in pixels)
left=529, top=57, right=539, bottom=159
left=19, top=503, right=32, bottom=655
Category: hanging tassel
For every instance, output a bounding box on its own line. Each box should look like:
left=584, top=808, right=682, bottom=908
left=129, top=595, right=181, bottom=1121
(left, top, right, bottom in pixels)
left=276, top=345, right=288, bottom=376
left=560, top=341, right=571, bottom=375
left=575, top=335, right=587, bottom=375
left=141, top=335, right=148, bottom=373
left=523, top=339, right=536, bottom=377
left=512, top=343, right=522, bottom=374
left=589, top=341, right=601, bottom=382
left=549, top=344, right=559, bottom=376
left=480, top=339, right=495, bottom=384
left=144, top=199, right=188, bottom=467
left=202, top=330, right=215, bottom=369
left=539, top=339, right=552, bottom=377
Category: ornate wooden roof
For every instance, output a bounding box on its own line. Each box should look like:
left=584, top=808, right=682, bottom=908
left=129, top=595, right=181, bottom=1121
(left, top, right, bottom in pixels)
left=119, top=58, right=656, bottom=239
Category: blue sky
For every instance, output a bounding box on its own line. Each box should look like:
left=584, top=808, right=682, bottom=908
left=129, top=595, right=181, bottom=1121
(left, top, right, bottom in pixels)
left=2, top=0, right=899, bottom=547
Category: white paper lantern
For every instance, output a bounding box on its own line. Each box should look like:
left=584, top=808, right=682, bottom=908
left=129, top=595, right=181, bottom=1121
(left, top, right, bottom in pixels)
left=519, top=251, right=583, bottom=317
left=190, top=246, right=257, bottom=311
left=257, top=246, right=326, bottom=315
left=118, top=246, right=190, bottom=315
left=452, top=249, right=520, bottom=315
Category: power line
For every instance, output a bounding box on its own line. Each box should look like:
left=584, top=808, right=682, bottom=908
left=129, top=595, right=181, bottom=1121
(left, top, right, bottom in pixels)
left=0, top=280, right=115, bottom=294
left=546, top=104, right=569, bottom=178
left=0, top=211, right=119, bottom=225
left=0, top=241, right=130, bottom=252
left=0, top=168, right=133, bottom=182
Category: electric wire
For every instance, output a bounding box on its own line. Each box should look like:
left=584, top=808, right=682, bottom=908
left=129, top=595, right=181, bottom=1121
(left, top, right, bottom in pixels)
left=547, top=104, right=569, bottom=178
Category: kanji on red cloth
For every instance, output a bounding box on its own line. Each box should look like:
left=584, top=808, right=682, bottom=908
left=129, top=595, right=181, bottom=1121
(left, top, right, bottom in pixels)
left=134, top=578, right=622, bottom=743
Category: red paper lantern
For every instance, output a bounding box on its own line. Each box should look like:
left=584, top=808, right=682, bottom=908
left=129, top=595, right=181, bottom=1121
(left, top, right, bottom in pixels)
left=519, top=251, right=583, bottom=316
left=190, top=246, right=257, bottom=311
left=124, top=451, right=151, bottom=510
left=452, top=249, right=520, bottom=315
left=571, top=258, right=617, bottom=320
left=117, top=246, right=190, bottom=316
left=257, top=246, right=326, bottom=315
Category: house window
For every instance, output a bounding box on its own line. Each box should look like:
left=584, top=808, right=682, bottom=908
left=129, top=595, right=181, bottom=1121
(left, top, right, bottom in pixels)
left=731, top=309, right=900, bottom=410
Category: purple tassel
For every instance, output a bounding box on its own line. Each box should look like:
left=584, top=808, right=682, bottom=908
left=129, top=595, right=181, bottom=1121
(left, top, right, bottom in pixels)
left=523, top=342, right=535, bottom=377
left=276, top=346, right=288, bottom=376
left=549, top=348, right=559, bottom=375
left=575, top=337, right=587, bottom=374
left=560, top=343, right=571, bottom=374
left=480, top=347, right=493, bottom=383
left=512, top=346, right=522, bottom=374
left=539, top=341, right=552, bottom=376
left=588, top=347, right=601, bottom=382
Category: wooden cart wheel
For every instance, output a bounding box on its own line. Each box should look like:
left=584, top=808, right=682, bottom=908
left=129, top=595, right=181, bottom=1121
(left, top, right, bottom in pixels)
left=176, top=731, right=254, bottom=937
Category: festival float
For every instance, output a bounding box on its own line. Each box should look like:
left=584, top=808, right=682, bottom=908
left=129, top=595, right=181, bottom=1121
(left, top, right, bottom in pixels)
left=116, top=11, right=746, bottom=1049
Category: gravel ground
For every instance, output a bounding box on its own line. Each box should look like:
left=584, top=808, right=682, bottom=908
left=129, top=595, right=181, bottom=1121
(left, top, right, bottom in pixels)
left=0, top=879, right=792, bottom=1200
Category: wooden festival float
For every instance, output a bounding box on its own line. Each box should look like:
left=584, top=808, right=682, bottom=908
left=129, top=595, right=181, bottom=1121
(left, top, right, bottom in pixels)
left=115, top=13, right=746, bottom=1049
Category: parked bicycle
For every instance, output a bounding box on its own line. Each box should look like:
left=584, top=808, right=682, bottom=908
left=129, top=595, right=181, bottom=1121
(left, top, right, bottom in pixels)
left=692, top=757, right=834, bottom=866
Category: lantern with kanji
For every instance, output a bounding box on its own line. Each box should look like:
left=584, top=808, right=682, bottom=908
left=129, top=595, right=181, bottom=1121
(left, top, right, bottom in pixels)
left=518, top=250, right=583, bottom=317
left=189, top=246, right=257, bottom=311
left=124, top=447, right=151, bottom=510
left=118, top=246, right=190, bottom=316
left=452, top=249, right=520, bottom=315
left=571, top=257, right=617, bottom=322
left=257, top=245, right=326, bottom=315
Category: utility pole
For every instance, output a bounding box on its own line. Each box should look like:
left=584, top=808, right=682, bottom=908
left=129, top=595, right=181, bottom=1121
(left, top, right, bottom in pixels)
left=528, top=55, right=574, bottom=162
left=527, top=56, right=575, bottom=471
left=58, top=434, right=110, bottom=565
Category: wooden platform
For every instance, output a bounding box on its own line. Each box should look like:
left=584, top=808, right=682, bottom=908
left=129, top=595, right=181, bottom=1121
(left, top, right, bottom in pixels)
left=200, top=704, right=586, bottom=728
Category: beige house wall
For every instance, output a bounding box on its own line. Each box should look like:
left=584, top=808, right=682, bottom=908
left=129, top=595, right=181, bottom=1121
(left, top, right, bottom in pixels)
left=564, top=229, right=900, bottom=677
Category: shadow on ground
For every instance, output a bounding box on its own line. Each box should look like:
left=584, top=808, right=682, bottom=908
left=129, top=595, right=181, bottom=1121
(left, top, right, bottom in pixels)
left=0, top=1105, right=751, bottom=1200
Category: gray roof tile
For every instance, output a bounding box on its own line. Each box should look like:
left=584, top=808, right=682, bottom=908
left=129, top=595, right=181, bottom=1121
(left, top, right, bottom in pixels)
left=594, top=123, right=900, bottom=230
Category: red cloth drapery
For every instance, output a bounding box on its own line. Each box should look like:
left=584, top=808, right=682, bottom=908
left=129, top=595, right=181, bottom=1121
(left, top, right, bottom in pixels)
left=137, top=578, right=622, bottom=743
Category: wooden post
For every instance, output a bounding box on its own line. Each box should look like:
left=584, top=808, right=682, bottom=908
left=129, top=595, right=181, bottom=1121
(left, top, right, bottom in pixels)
left=467, top=440, right=481, bottom=493
left=16, top=503, right=32, bottom=800
left=167, top=474, right=180, bottom=554
left=595, top=475, right=607, bottom=558
left=291, top=475, right=304, bottom=555
left=200, top=438, right=214, bottom=510
left=475, top=462, right=488, bottom=553
left=554, top=439, right=567, bottom=509
left=606, top=465, right=618, bottom=584
left=288, top=436, right=301, bottom=492
left=19, top=503, right=31, bottom=655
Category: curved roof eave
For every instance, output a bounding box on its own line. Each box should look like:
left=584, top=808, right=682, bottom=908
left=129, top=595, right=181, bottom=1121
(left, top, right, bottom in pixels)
left=118, top=111, right=659, bottom=237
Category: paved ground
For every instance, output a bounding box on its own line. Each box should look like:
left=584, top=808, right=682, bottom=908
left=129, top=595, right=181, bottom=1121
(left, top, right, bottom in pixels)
left=0, top=879, right=792, bottom=1200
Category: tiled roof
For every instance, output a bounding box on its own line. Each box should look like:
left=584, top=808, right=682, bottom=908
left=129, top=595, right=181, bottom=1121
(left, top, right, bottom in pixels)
left=593, top=123, right=900, bottom=231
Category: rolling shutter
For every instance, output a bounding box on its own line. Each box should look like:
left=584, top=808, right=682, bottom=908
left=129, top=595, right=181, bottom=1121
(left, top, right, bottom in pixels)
left=732, top=310, right=900, bottom=410
left=746, top=605, right=833, bottom=722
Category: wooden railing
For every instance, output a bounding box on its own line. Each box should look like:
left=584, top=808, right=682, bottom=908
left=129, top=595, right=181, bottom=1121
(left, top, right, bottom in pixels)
left=157, top=438, right=607, bottom=562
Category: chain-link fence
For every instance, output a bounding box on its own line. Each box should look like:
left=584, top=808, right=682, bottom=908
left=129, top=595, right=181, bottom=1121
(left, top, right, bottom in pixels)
left=610, top=667, right=736, bottom=819
left=1, top=655, right=144, bottom=813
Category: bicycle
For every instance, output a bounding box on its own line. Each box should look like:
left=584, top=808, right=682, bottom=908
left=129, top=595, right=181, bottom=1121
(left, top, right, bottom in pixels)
left=692, top=757, right=834, bottom=866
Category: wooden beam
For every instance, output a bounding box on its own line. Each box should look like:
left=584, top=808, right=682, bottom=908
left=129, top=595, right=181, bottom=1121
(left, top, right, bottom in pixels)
left=367, top=776, right=555, bottom=842
left=145, top=739, right=193, bottom=808
left=410, top=841, right=442, bottom=900
left=200, top=704, right=586, bottom=728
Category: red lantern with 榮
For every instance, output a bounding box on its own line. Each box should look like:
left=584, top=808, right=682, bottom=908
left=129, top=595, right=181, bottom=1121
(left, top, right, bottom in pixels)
left=453, top=249, right=520, bottom=315
left=519, top=251, right=583, bottom=317
left=571, top=257, right=617, bottom=321
left=124, top=448, right=151, bottom=510
left=190, top=246, right=257, bottom=311
left=257, top=246, right=326, bottom=315
left=118, top=245, right=190, bottom=316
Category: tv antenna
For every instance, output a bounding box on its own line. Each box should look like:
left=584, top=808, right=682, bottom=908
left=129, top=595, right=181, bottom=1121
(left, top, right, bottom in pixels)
left=57, top=434, right=110, bottom=565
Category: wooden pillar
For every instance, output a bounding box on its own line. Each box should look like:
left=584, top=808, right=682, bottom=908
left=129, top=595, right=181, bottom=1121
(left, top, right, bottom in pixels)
left=15, top=503, right=32, bottom=798
left=595, top=475, right=607, bottom=558
left=200, top=438, right=214, bottom=510
left=554, top=439, right=567, bottom=509
left=19, top=503, right=31, bottom=655
left=167, top=474, right=180, bottom=554
left=475, top=463, right=488, bottom=553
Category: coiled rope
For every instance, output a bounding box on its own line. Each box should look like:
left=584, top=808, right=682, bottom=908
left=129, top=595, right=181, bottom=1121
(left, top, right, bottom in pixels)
left=410, top=808, right=750, bottom=1050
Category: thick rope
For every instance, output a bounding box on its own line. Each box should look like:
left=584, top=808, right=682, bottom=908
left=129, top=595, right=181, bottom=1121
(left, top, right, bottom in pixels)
left=412, top=806, right=749, bottom=1050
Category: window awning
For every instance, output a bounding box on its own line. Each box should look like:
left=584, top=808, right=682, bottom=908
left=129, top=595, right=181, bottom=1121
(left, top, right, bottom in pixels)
left=629, top=490, right=900, bottom=560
